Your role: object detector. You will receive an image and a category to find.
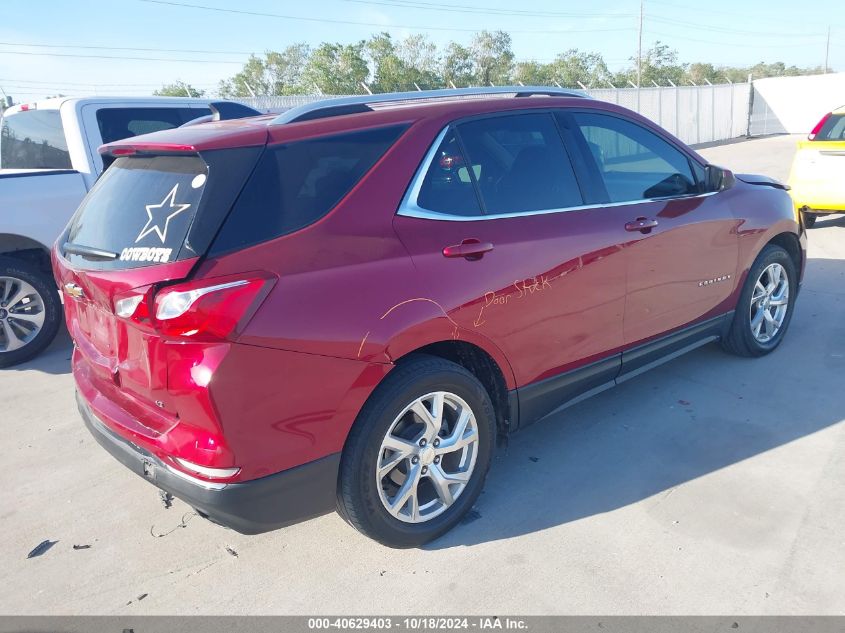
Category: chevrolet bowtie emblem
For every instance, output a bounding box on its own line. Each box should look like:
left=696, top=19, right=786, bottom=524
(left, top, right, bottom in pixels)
left=64, top=282, right=84, bottom=299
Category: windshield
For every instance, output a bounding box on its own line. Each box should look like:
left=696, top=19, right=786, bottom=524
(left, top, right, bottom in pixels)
left=63, top=155, right=207, bottom=270
left=0, top=109, right=71, bottom=170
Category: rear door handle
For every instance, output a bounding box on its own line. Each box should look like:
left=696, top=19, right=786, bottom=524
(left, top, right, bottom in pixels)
left=442, top=239, right=494, bottom=260
left=625, top=217, right=659, bottom=233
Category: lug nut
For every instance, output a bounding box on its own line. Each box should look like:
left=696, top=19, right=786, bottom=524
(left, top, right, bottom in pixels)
left=434, top=456, right=440, bottom=464
left=421, top=466, right=428, bottom=474
left=411, top=456, right=419, bottom=464
left=419, top=438, right=427, bottom=447
left=433, top=438, right=440, bottom=447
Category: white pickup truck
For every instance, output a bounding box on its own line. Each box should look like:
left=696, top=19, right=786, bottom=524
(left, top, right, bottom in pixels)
left=0, top=96, right=221, bottom=366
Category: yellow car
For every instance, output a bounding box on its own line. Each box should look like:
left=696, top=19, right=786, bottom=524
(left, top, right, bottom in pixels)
left=788, top=106, right=845, bottom=228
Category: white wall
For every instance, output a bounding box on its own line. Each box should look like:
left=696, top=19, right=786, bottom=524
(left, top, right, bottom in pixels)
left=750, top=73, right=845, bottom=136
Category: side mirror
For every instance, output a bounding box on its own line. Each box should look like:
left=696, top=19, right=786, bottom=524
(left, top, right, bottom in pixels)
left=704, top=164, right=735, bottom=192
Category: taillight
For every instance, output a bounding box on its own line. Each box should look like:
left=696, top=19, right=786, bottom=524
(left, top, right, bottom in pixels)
left=113, top=286, right=153, bottom=325
left=153, top=273, right=275, bottom=341
left=808, top=112, right=831, bottom=140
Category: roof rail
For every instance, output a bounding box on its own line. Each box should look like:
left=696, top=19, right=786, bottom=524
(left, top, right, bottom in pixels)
left=270, top=86, right=588, bottom=125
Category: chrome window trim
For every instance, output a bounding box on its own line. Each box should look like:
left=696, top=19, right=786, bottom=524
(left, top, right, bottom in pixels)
left=397, top=124, right=719, bottom=223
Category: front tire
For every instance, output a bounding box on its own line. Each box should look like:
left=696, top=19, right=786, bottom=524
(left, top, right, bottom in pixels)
left=0, top=257, right=61, bottom=368
left=337, top=355, right=495, bottom=548
left=722, top=244, right=796, bottom=357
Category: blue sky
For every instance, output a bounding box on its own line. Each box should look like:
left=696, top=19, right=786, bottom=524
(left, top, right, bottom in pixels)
left=0, top=0, right=841, bottom=100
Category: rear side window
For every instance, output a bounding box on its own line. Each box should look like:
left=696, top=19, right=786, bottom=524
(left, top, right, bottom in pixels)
left=96, top=107, right=210, bottom=144
left=570, top=112, right=698, bottom=202
left=815, top=114, right=845, bottom=141
left=456, top=113, right=583, bottom=214
left=0, top=110, right=71, bottom=169
left=211, top=125, right=406, bottom=253
left=63, top=155, right=207, bottom=269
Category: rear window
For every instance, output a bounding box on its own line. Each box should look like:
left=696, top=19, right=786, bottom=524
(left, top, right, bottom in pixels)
left=0, top=110, right=71, bottom=170
left=210, top=125, right=406, bottom=254
left=96, top=107, right=211, bottom=144
left=63, top=155, right=207, bottom=269
left=815, top=114, right=845, bottom=141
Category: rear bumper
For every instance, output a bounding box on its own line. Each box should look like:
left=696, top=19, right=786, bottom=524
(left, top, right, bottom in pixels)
left=77, top=392, right=340, bottom=534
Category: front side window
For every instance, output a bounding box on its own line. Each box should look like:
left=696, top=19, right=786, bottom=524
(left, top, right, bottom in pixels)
left=456, top=113, right=583, bottom=214
left=0, top=109, right=71, bottom=169
left=570, top=112, right=699, bottom=202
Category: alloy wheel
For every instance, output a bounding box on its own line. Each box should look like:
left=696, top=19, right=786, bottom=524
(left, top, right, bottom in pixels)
left=749, top=262, right=789, bottom=344
left=0, top=276, right=47, bottom=353
left=376, top=391, right=479, bottom=524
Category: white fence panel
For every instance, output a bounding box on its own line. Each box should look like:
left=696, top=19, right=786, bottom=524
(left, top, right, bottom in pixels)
left=239, top=82, right=754, bottom=146
left=749, top=73, right=845, bottom=136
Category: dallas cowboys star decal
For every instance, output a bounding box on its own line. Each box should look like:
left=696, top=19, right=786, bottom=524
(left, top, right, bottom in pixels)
left=135, top=185, right=192, bottom=244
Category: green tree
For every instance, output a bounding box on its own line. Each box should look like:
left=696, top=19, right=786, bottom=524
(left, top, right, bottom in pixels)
left=303, top=41, right=369, bottom=94
left=396, top=34, right=441, bottom=89
left=218, top=45, right=311, bottom=97
left=687, top=62, right=721, bottom=84
left=367, top=33, right=442, bottom=92
left=612, top=41, right=687, bottom=87
left=512, top=60, right=554, bottom=86
left=442, top=42, right=474, bottom=87
left=154, top=82, right=205, bottom=97
left=548, top=50, right=610, bottom=87
left=367, top=33, right=405, bottom=92
left=470, top=30, right=514, bottom=86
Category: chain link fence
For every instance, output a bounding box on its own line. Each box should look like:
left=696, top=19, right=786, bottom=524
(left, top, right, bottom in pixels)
left=237, top=81, right=753, bottom=146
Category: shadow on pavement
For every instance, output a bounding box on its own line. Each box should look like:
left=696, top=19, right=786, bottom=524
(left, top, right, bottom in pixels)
left=427, top=255, right=844, bottom=549
left=810, top=215, right=845, bottom=230
left=5, top=320, right=72, bottom=375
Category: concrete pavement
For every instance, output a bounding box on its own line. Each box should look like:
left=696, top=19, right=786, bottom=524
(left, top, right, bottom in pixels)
left=1, top=134, right=843, bottom=615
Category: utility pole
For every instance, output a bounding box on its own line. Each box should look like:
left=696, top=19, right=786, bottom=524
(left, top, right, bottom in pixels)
left=824, top=26, right=831, bottom=73
left=636, top=0, right=644, bottom=111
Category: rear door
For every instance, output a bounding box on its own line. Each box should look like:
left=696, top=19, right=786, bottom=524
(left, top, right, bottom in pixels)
left=561, top=110, right=739, bottom=349
left=393, top=111, right=630, bottom=424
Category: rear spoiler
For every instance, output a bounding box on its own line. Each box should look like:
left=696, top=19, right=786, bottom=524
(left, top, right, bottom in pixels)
left=98, top=101, right=265, bottom=161
left=181, top=101, right=263, bottom=128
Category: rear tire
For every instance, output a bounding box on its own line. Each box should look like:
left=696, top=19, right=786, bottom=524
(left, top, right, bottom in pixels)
left=721, top=245, right=796, bottom=357
left=0, top=257, right=61, bottom=368
left=337, top=354, right=495, bottom=548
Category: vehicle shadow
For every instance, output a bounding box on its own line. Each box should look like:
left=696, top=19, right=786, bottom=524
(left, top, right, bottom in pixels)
left=811, top=215, right=845, bottom=229
left=427, top=255, right=845, bottom=549
left=5, top=320, right=72, bottom=375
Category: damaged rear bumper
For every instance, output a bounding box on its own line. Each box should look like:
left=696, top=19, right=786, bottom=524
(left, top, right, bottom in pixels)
left=77, top=392, right=340, bottom=534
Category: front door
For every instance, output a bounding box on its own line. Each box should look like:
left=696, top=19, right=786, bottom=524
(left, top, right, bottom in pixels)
left=563, top=110, right=739, bottom=348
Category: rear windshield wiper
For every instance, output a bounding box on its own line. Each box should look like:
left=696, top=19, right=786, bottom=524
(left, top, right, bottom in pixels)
left=63, top=243, right=118, bottom=261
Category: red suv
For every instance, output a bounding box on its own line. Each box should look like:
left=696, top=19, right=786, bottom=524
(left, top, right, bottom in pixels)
left=53, top=87, right=805, bottom=547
